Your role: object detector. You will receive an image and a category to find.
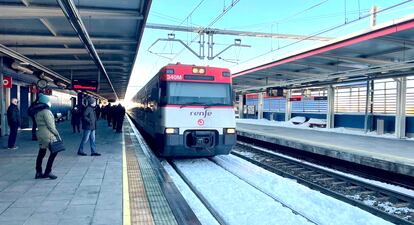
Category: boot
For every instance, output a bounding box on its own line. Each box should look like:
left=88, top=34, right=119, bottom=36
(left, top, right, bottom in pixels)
left=35, top=172, right=43, bottom=179
left=42, top=173, right=57, bottom=180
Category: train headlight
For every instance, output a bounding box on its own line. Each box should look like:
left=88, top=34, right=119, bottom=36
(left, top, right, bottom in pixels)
left=224, top=128, right=236, bottom=134
left=165, top=128, right=179, bottom=134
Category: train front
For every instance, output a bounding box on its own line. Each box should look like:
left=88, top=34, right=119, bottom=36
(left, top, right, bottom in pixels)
left=159, top=64, right=236, bottom=157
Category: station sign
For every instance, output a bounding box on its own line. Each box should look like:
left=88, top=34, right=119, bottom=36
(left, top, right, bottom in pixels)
left=314, top=96, right=328, bottom=101
left=43, top=89, right=52, bottom=95
left=72, top=79, right=98, bottom=92
left=3, top=76, right=12, bottom=89
left=289, top=96, right=302, bottom=102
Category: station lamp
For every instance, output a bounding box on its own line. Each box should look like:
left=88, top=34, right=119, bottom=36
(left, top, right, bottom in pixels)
left=168, top=33, right=175, bottom=40
left=234, top=39, right=242, bottom=46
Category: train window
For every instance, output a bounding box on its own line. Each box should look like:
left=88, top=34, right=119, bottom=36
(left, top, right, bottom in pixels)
left=166, top=82, right=232, bottom=106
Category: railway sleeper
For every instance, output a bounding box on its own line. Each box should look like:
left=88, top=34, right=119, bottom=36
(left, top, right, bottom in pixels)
left=344, top=185, right=360, bottom=190
left=315, top=177, right=335, bottom=182
left=310, top=173, right=324, bottom=178
left=393, top=201, right=411, bottom=208
left=331, top=181, right=347, bottom=186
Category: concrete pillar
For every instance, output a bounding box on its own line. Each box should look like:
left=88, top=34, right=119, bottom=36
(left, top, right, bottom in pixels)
left=285, top=89, right=292, bottom=121
left=0, top=57, right=6, bottom=136
left=238, top=94, right=244, bottom=119
left=327, top=85, right=335, bottom=128
left=257, top=92, right=264, bottom=119
left=395, top=77, right=407, bottom=138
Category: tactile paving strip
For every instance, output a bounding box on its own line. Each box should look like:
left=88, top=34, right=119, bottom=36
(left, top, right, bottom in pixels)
left=124, top=124, right=178, bottom=225
left=125, top=131, right=155, bottom=225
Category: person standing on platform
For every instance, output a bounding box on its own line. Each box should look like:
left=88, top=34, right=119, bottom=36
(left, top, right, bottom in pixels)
left=78, top=97, right=100, bottom=156
left=7, top=98, right=20, bottom=149
left=95, top=104, right=101, bottom=120
left=116, top=104, right=125, bottom=133
left=28, top=97, right=39, bottom=141
left=71, top=106, right=81, bottom=133
left=101, top=104, right=106, bottom=120
left=106, top=103, right=112, bottom=127
left=112, top=104, right=118, bottom=130
left=34, top=94, right=61, bottom=179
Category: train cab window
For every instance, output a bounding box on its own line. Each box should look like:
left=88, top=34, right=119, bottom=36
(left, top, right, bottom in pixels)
left=166, top=82, right=232, bottom=106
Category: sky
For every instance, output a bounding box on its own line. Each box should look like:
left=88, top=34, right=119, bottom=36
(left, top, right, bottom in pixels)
left=124, top=0, right=414, bottom=101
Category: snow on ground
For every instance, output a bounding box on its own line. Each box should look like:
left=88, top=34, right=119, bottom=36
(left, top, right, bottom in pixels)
left=172, top=158, right=314, bottom=225
left=214, top=155, right=393, bottom=225
left=236, top=118, right=414, bottom=141
left=162, top=160, right=220, bottom=225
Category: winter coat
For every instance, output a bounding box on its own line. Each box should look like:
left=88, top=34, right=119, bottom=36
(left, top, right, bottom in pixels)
left=71, top=108, right=81, bottom=124
left=35, top=107, right=60, bottom=149
left=7, top=104, right=20, bottom=127
left=82, top=106, right=96, bottom=130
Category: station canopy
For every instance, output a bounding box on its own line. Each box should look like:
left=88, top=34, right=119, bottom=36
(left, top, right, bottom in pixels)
left=233, top=14, right=414, bottom=92
left=0, top=0, right=151, bottom=100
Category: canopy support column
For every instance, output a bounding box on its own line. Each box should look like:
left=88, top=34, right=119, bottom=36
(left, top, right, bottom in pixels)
left=285, top=89, right=292, bottom=121
left=327, top=85, right=335, bottom=128
left=395, top=77, right=407, bottom=139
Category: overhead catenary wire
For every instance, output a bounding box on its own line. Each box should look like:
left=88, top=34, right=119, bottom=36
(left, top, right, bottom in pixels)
left=169, top=0, right=242, bottom=62
left=236, top=0, right=414, bottom=67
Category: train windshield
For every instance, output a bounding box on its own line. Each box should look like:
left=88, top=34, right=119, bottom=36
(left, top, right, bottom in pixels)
left=165, top=82, right=232, bottom=106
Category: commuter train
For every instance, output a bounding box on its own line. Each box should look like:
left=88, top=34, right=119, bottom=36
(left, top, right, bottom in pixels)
left=129, top=63, right=236, bottom=158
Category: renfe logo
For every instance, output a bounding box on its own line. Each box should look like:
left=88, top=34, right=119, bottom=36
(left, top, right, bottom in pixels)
left=190, top=110, right=212, bottom=118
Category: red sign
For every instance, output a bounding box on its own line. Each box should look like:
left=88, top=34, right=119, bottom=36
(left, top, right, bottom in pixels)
left=289, top=96, right=302, bottom=102
left=43, top=89, right=52, bottom=95
left=73, top=84, right=97, bottom=91
left=3, top=76, right=12, bottom=88
left=29, top=84, right=38, bottom=93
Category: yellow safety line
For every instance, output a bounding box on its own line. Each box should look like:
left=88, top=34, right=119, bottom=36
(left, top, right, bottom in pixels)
left=122, top=133, right=131, bottom=225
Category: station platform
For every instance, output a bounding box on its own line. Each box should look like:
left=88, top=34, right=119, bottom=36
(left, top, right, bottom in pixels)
left=236, top=122, right=414, bottom=178
left=0, top=119, right=194, bottom=225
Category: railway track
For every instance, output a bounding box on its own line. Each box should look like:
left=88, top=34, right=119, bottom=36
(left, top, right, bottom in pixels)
left=232, top=142, right=414, bottom=225
left=168, top=159, right=321, bottom=225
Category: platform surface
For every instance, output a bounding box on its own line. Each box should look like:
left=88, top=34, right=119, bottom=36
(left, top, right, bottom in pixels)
left=236, top=122, right=414, bottom=177
left=0, top=120, right=124, bottom=225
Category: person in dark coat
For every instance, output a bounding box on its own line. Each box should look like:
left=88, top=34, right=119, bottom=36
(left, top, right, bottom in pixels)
left=71, top=106, right=81, bottom=133
left=28, top=97, right=39, bottom=141
left=34, top=94, right=61, bottom=179
left=115, top=104, right=126, bottom=133
left=78, top=97, right=100, bottom=156
left=95, top=104, right=101, bottom=120
left=7, top=98, right=20, bottom=149
left=105, top=103, right=112, bottom=127
left=101, top=104, right=106, bottom=120
left=112, top=105, right=117, bottom=130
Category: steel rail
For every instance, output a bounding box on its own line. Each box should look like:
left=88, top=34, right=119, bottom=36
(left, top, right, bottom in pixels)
left=232, top=142, right=414, bottom=225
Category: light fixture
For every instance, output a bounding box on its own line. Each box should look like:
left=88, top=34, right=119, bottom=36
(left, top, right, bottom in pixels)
left=39, top=73, right=54, bottom=82
left=168, top=33, right=175, bottom=39
left=234, top=39, right=241, bottom=45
